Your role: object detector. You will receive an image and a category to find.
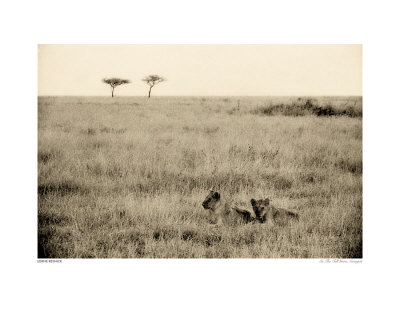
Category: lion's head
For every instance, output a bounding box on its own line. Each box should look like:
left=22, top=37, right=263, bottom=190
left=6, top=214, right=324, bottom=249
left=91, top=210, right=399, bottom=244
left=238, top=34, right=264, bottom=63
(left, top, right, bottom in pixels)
left=250, top=198, right=270, bottom=220
left=202, top=190, right=221, bottom=210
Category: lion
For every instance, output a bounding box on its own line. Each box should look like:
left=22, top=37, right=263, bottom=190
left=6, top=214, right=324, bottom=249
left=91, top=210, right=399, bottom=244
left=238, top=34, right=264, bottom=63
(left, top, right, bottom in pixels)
left=250, top=198, right=299, bottom=225
left=202, top=190, right=255, bottom=225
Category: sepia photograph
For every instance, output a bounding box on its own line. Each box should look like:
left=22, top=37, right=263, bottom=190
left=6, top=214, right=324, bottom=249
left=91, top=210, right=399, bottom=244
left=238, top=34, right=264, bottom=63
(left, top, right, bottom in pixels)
left=38, top=44, right=362, bottom=259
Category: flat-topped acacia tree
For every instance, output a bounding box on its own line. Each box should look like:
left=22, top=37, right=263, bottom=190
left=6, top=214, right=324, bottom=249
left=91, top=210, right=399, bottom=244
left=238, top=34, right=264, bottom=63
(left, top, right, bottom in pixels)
left=102, top=78, right=130, bottom=97
left=142, top=75, right=166, bottom=98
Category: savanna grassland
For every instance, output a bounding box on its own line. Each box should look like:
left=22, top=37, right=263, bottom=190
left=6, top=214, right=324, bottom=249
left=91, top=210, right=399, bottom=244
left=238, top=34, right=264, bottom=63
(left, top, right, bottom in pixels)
left=38, top=96, right=362, bottom=258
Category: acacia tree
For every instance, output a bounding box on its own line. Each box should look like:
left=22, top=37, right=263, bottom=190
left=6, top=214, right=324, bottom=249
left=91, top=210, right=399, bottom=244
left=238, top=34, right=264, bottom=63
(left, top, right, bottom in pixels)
left=102, top=78, right=130, bottom=97
left=142, top=75, right=166, bottom=98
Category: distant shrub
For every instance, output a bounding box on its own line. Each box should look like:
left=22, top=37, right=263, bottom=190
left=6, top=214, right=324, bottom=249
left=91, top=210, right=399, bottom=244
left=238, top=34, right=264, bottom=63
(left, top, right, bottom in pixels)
left=256, top=107, right=274, bottom=115
left=341, top=106, right=362, bottom=118
left=251, top=98, right=362, bottom=117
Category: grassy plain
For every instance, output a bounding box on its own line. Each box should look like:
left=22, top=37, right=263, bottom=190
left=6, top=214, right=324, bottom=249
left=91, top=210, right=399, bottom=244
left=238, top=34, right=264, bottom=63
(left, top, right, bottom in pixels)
left=38, top=96, right=362, bottom=258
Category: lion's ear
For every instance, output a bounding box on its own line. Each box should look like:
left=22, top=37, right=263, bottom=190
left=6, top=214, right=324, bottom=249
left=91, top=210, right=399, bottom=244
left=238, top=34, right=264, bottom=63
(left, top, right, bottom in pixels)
left=265, top=198, right=270, bottom=205
left=250, top=199, right=256, bottom=205
left=214, top=192, right=220, bottom=200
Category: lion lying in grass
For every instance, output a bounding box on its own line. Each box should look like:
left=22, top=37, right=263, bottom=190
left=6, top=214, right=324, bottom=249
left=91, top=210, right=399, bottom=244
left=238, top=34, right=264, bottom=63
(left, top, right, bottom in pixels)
left=250, top=198, right=299, bottom=225
left=202, top=190, right=255, bottom=225
left=201, top=190, right=299, bottom=226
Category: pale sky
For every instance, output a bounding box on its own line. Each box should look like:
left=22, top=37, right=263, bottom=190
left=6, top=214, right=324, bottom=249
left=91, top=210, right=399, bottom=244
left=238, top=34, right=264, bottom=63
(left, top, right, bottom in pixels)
left=38, top=44, right=362, bottom=96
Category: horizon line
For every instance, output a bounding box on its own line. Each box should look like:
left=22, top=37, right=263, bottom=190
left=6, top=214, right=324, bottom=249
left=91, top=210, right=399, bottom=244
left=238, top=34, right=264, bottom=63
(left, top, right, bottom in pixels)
left=38, top=94, right=363, bottom=98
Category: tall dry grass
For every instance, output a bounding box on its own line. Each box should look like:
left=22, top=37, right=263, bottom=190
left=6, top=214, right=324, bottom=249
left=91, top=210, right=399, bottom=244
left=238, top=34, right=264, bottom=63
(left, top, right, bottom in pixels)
left=38, top=96, right=362, bottom=258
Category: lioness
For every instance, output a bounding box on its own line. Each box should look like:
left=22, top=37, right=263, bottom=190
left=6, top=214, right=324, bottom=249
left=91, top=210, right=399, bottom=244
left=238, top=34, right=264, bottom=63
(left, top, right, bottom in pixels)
left=250, top=198, right=299, bottom=225
left=202, top=190, right=255, bottom=225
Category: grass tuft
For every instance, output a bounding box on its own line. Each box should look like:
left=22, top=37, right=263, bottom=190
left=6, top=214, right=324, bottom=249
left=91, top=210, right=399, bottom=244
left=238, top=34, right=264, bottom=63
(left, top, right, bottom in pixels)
left=38, top=182, right=87, bottom=196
